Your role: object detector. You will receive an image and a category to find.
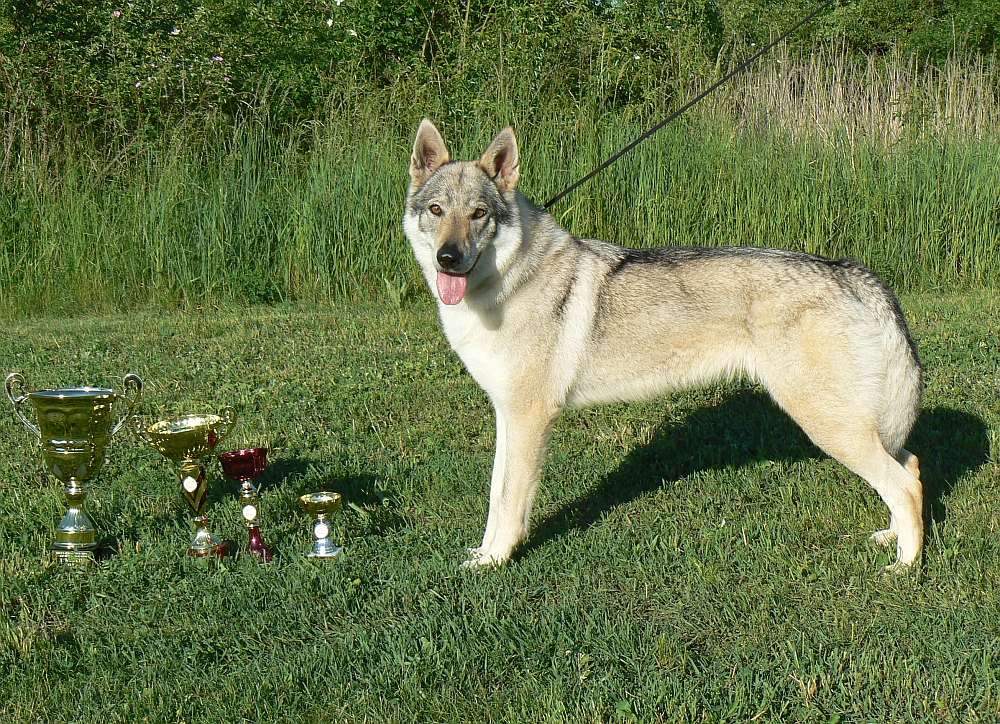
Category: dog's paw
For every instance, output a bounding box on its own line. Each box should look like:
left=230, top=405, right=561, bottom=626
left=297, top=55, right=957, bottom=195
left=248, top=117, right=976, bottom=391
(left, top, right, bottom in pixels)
left=460, top=547, right=505, bottom=570
left=460, top=546, right=483, bottom=568
left=869, top=528, right=898, bottom=547
left=884, top=559, right=917, bottom=575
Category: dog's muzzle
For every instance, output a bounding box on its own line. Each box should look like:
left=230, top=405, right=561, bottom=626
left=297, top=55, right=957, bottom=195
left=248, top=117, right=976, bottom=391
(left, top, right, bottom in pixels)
left=436, top=244, right=464, bottom=271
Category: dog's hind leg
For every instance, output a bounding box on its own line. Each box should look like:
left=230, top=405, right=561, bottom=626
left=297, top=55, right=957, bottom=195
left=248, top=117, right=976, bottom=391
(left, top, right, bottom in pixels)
left=778, top=404, right=923, bottom=570
left=765, top=367, right=922, bottom=570
left=845, top=439, right=922, bottom=572
left=465, top=401, right=561, bottom=568
left=870, top=448, right=921, bottom=548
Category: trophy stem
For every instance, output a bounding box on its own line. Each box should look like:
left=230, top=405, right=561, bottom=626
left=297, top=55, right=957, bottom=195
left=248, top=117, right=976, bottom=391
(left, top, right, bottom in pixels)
left=240, top=482, right=273, bottom=562
left=51, top=480, right=97, bottom=565
left=179, top=462, right=228, bottom=558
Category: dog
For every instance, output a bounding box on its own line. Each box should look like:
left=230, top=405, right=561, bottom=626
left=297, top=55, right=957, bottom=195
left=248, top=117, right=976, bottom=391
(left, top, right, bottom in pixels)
left=403, top=119, right=923, bottom=571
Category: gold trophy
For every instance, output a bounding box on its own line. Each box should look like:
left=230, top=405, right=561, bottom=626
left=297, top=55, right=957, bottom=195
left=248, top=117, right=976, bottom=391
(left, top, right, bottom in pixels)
left=299, top=492, right=343, bottom=558
left=5, top=372, right=144, bottom=564
left=133, top=408, right=237, bottom=557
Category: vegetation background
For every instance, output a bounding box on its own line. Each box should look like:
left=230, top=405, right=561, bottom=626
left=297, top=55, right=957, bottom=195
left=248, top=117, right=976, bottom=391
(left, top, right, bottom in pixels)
left=1, top=4, right=1000, bottom=722
left=2, top=1, right=1000, bottom=314
left=4, top=0, right=1000, bottom=134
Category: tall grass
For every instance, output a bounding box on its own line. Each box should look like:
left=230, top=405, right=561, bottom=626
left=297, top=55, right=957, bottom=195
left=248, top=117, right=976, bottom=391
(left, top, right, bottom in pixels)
left=2, top=44, right=999, bottom=317
left=700, top=41, right=1000, bottom=141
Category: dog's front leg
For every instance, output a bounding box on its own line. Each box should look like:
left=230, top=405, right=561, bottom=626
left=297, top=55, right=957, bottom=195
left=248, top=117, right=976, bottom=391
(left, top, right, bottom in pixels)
left=464, top=402, right=561, bottom=567
left=473, top=408, right=508, bottom=560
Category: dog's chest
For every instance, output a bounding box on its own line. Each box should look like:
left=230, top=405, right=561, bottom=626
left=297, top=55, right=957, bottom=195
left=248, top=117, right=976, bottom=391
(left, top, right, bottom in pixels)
left=438, top=305, right=510, bottom=402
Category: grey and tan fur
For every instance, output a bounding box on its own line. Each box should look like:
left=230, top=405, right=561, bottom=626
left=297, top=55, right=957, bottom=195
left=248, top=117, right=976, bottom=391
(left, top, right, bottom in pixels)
left=403, top=119, right=924, bottom=571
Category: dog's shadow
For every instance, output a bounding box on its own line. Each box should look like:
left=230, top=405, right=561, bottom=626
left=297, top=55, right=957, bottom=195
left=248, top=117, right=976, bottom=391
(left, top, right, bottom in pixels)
left=208, top=455, right=312, bottom=504
left=263, top=464, right=410, bottom=538
left=520, top=388, right=989, bottom=555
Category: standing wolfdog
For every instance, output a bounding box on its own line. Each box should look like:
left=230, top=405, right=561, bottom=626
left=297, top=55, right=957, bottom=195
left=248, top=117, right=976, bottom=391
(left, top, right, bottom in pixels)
left=403, top=119, right=923, bottom=572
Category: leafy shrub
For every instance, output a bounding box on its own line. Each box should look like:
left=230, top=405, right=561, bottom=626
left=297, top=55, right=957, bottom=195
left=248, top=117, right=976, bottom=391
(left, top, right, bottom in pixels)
left=2, top=0, right=998, bottom=142
left=1, top=0, right=431, bottom=137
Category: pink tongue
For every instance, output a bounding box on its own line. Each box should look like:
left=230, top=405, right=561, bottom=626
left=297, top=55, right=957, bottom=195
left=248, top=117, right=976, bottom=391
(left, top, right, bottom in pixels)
left=437, top=272, right=467, bottom=305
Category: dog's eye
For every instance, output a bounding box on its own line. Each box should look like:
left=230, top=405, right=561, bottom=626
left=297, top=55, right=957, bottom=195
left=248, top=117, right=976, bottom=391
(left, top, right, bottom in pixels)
left=428, top=204, right=442, bottom=216
left=472, top=208, right=487, bottom=220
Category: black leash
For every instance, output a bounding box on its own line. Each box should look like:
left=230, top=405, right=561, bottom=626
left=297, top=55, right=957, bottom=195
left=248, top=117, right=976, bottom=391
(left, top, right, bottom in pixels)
left=541, top=0, right=835, bottom=210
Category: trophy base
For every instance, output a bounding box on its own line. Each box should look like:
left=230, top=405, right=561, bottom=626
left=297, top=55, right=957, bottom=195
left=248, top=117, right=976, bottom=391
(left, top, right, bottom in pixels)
left=188, top=527, right=228, bottom=558
left=188, top=542, right=229, bottom=558
left=51, top=528, right=97, bottom=566
left=308, top=545, right=342, bottom=559
left=189, top=515, right=228, bottom=558
left=50, top=545, right=96, bottom=566
left=247, top=526, right=274, bottom=562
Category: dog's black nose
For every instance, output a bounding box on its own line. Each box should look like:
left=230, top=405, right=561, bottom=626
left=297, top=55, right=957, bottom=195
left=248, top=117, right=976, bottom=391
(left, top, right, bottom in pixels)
left=437, top=245, right=463, bottom=270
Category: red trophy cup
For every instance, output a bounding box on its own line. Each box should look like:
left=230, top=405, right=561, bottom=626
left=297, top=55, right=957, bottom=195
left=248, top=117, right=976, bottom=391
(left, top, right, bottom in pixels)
left=218, top=447, right=274, bottom=562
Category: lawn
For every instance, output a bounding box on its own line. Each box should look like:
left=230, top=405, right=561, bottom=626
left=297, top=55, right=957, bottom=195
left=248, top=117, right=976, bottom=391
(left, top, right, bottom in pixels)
left=1, top=290, right=998, bottom=723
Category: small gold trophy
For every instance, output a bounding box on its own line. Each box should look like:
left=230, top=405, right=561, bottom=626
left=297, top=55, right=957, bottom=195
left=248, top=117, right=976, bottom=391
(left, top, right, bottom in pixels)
left=133, top=408, right=237, bottom=557
left=299, top=492, right=343, bottom=558
left=5, top=372, right=143, bottom=564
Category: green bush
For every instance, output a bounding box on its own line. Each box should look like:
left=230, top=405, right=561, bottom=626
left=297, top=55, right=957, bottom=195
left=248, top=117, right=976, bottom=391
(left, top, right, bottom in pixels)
left=4, top=0, right=998, bottom=141
left=1, top=0, right=431, bottom=136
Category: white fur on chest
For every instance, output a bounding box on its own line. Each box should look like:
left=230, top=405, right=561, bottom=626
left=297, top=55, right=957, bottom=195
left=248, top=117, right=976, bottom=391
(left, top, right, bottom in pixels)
left=438, top=304, right=509, bottom=404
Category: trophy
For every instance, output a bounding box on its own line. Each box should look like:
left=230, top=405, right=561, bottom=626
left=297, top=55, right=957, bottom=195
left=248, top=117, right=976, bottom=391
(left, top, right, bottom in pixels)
left=5, top=372, right=143, bottom=564
left=299, top=492, right=343, bottom=558
left=218, top=447, right=273, bottom=562
left=133, top=408, right=237, bottom=557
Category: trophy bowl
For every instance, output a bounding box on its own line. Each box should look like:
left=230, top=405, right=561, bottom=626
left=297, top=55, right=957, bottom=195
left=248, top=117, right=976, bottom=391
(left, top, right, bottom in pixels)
left=218, top=447, right=268, bottom=483
left=5, top=372, right=143, bottom=564
left=139, top=412, right=233, bottom=463
left=219, top=447, right=273, bottom=562
left=299, top=492, right=343, bottom=558
left=134, top=408, right=237, bottom=557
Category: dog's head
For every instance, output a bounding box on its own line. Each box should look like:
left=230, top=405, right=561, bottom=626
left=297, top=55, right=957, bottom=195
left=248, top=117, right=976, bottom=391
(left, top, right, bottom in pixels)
left=404, top=119, right=520, bottom=305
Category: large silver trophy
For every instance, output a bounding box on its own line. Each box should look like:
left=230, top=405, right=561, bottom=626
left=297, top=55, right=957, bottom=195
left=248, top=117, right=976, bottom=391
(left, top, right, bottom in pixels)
left=5, top=372, right=143, bottom=564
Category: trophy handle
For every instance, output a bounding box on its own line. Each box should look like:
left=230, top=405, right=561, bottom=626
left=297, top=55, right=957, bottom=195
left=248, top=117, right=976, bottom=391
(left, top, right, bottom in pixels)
left=213, top=406, right=238, bottom=447
left=130, top=414, right=155, bottom=447
left=5, top=372, right=40, bottom=438
left=110, top=373, right=144, bottom=437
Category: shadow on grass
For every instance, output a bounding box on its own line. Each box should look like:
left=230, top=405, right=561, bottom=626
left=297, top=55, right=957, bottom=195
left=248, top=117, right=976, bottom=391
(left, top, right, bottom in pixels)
left=269, top=462, right=411, bottom=537
left=909, top=407, right=991, bottom=526
left=519, top=388, right=989, bottom=556
left=95, top=537, right=121, bottom=562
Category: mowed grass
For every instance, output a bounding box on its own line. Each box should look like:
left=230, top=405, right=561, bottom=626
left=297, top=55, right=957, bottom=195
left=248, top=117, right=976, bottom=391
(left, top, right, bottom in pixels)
left=0, top=290, right=998, bottom=723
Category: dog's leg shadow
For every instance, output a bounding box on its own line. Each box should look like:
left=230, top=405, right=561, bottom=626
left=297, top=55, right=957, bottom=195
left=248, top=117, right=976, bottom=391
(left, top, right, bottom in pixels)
left=517, top=387, right=818, bottom=558
left=905, top=407, right=991, bottom=531
left=517, top=395, right=990, bottom=561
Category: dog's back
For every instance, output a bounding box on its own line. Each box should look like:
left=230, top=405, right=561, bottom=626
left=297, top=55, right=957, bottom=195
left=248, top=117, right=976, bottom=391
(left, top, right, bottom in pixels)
left=553, top=243, right=921, bottom=455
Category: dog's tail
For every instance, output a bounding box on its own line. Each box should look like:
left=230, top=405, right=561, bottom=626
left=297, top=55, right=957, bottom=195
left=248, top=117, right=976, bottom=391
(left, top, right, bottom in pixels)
left=845, top=262, right=923, bottom=457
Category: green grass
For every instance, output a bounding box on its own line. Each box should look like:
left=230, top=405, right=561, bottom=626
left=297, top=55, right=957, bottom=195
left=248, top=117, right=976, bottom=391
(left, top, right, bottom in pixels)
left=1, top=291, right=998, bottom=722
left=4, top=92, right=1000, bottom=317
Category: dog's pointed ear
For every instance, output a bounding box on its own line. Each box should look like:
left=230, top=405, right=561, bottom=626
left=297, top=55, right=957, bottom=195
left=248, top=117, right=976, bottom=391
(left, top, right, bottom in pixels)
left=477, top=127, right=520, bottom=191
left=410, top=119, right=450, bottom=187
